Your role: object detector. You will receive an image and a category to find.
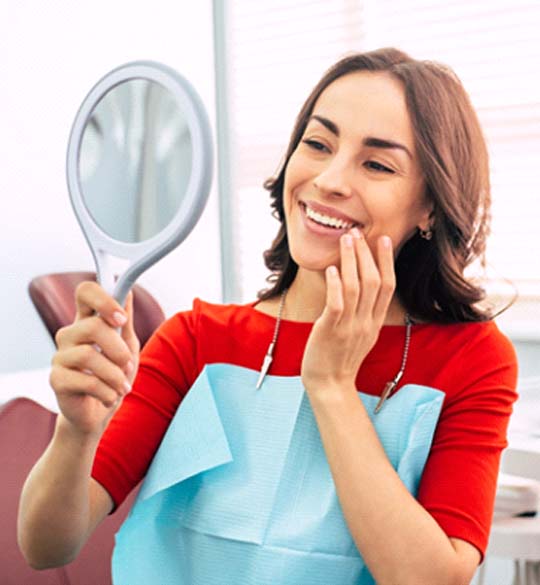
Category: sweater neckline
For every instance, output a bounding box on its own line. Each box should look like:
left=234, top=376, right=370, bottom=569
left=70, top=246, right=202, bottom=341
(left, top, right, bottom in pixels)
left=247, top=299, right=417, bottom=329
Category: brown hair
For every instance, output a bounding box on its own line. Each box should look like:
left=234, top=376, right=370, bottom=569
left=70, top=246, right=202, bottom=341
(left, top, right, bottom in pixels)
left=258, top=47, right=492, bottom=323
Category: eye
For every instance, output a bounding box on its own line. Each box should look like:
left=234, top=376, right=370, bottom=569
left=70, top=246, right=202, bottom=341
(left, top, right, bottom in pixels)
left=301, top=138, right=329, bottom=153
left=365, top=161, right=395, bottom=174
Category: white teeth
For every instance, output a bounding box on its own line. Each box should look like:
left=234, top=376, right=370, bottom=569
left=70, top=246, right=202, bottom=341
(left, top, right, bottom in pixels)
left=305, top=205, right=353, bottom=229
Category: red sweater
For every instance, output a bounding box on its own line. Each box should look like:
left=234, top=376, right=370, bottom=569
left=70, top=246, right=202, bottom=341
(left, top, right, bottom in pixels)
left=92, top=298, right=518, bottom=557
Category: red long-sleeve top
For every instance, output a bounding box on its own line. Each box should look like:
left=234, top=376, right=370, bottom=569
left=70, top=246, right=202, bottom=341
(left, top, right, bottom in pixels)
left=92, top=298, right=518, bottom=557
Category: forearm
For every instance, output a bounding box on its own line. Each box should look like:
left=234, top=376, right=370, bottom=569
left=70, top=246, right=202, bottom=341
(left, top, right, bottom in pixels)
left=307, top=387, right=462, bottom=585
left=18, top=415, right=101, bottom=569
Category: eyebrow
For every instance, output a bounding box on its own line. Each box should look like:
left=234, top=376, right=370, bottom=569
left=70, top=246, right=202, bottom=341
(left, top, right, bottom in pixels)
left=308, top=114, right=413, bottom=160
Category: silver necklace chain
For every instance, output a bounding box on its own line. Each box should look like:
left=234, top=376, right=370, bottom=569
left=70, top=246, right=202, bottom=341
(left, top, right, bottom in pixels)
left=374, top=314, right=412, bottom=414
left=256, top=288, right=412, bottom=414
left=255, top=288, right=288, bottom=389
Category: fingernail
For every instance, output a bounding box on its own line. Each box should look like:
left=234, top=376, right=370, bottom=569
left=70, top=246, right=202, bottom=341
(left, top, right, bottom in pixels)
left=381, top=236, right=392, bottom=248
left=328, top=265, right=338, bottom=276
left=123, top=381, right=132, bottom=394
left=125, top=360, right=134, bottom=375
left=350, top=227, right=362, bottom=239
left=343, top=234, right=353, bottom=247
left=113, top=311, right=127, bottom=326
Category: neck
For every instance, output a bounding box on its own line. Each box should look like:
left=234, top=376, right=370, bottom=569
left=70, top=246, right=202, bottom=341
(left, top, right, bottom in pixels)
left=283, top=267, right=407, bottom=325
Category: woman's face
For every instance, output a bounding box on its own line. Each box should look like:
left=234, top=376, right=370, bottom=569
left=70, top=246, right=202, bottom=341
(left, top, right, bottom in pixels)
left=283, top=71, right=431, bottom=271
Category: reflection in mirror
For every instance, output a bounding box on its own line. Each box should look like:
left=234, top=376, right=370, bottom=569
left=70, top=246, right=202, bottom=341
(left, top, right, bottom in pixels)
left=79, top=79, right=192, bottom=243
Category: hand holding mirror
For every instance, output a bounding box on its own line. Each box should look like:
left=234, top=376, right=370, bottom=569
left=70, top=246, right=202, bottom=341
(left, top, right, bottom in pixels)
left=66, top=61, right=213, bottom=306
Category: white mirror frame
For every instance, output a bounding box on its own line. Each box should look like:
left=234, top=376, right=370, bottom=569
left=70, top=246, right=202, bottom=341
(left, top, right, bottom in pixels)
left=66, top=60, right=213, bottom=305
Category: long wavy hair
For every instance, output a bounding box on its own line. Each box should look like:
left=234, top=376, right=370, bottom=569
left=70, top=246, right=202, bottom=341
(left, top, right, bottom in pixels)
left=258, top=47, right=493, bottom=323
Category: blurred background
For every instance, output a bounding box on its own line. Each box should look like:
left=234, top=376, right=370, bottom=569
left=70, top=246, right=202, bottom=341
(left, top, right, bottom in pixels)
left=2, top=0, right=539, bottom=373
left=1, top=2, right=539, bottom=583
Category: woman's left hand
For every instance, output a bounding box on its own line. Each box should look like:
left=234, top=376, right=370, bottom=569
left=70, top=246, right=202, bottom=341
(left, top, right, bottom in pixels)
left=301, top=228, right=396, bottom=396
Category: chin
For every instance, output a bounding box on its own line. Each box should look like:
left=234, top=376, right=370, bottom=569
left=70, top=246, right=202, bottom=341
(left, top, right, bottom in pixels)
left=289, top=247, right=338, bottom=273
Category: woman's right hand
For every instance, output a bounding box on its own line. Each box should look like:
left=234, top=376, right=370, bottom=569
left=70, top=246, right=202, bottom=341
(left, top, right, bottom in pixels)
left=49, top=281, right=141, bottom=438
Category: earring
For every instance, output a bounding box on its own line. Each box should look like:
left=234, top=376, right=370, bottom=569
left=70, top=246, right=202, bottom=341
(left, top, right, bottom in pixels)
left=419, top=227, right=433, bottom=240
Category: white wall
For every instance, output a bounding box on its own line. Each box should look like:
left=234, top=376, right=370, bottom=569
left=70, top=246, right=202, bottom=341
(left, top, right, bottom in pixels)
left=0, top=1, right=220, bottom=373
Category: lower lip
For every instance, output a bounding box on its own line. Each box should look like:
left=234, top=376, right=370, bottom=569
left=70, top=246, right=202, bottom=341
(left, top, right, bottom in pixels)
left=299, top=203, right=355, bottom=238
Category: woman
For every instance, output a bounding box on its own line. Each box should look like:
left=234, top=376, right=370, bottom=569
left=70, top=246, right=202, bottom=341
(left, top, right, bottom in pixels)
left=19, top=48, right=517, bottom=584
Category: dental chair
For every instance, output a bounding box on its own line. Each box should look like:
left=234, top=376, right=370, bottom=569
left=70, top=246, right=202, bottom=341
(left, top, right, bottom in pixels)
left=1, top=396, right=139, bottom=584
left=28, top=271, right=165, bottom=347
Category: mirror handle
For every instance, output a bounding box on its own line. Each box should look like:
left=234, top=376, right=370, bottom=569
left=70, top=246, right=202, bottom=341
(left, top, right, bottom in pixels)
left=95, top=250, right=132, bottom=305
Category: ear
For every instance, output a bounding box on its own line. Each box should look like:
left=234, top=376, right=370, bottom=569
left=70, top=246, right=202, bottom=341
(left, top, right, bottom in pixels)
left=417, top=207, right=434, bottom=232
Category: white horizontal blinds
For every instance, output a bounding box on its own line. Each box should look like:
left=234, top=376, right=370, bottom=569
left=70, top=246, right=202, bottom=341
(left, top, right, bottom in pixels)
left=363, top=0, right=540, bottom=289
left=227, top=0, right=366, bottom=301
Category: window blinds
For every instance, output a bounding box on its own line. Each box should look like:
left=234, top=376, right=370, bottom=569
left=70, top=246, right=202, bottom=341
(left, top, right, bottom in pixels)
left=365, top=0, right=540, bottom=300
left=221, top=0, right=540, bottom=314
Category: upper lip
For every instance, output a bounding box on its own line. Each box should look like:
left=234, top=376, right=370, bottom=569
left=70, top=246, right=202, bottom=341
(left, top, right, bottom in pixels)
left=301, top=200, right=361, bottom=226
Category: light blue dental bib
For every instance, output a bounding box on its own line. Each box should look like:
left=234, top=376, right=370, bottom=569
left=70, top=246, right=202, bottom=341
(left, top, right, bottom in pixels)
left=112, top=363, right=443, bottom=585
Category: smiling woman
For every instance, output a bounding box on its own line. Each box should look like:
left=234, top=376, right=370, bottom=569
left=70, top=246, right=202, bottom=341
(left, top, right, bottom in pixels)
left=19, top=48, right=516, bottom=585
left=283, top=71, right=430, bottom=305
left=260, top=49, right=491, bottom=325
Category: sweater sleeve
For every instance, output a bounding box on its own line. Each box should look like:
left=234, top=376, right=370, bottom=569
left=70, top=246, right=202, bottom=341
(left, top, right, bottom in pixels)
left=91, top=301, right=201, bottom=510
left=417, top=325, right=518, bottom=558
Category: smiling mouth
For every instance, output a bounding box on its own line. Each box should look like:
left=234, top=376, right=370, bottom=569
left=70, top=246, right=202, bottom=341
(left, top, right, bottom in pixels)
left=300, top=202, right=361, bottom=230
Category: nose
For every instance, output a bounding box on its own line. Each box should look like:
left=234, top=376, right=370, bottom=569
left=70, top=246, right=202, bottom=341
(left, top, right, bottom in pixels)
left=312, top=155, right=355, bottom=198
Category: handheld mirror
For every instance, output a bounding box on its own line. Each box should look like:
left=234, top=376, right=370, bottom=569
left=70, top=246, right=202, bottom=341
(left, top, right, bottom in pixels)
left=66, top=61, right=213, bottom=305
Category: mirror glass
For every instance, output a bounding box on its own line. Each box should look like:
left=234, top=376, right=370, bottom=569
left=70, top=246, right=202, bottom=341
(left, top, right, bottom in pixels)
left=67, top=60, right=213, bottom=303
left=78, top=79, right=193, bottom=243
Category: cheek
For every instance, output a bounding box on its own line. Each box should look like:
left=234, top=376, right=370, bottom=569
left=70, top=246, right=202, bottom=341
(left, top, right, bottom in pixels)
left=363, top=188, right=425, bottom=247
left=283, top=160, right=304, bottom=217
left=282, top=183, right=293, bottom=225
left=284, top=149, right=316, bottom=191
left=282, top=160, right=296, bottom=202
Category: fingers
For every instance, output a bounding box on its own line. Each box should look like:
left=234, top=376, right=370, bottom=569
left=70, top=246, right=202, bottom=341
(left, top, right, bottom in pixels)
left=57, top=282, right=135, bottom=364
left=121, top=291, right=140, bottom=356
left=74, top=281, right=128, bottom=328
left=53, top=345, right=131, bottom=396
left=373, top=236, right=396, bottom=321
left=351, top=229, right=380, bottom=320
left=339, top=233, right=360, bottom=321
left=50, top=365, right=125, bottom=409
left=51, top=283, right=139, bottom=408
left=336, top=229, right=396, bottom=323
left=52, top=328, right=133, bottom=406
left=322, top=265, right=343, bottom=326
left=56, top=315, right=132, bottom=367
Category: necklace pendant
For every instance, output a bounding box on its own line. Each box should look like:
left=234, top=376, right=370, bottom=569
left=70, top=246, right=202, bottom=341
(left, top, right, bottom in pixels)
left=256, top=289, right=287, bottom=389
left=374, top=380, right=397, bottom=414
left=256, top=353, right=273, bottom=389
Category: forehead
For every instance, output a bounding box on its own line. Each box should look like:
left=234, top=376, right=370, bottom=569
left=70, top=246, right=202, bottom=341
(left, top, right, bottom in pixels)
left=312, top=71, right=414, bottom=148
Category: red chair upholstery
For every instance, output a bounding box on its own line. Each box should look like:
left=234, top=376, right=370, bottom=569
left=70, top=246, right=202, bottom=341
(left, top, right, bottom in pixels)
left=28, top=271, right=165, bottom=348
left=0, top=397, right=137, bottom=584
